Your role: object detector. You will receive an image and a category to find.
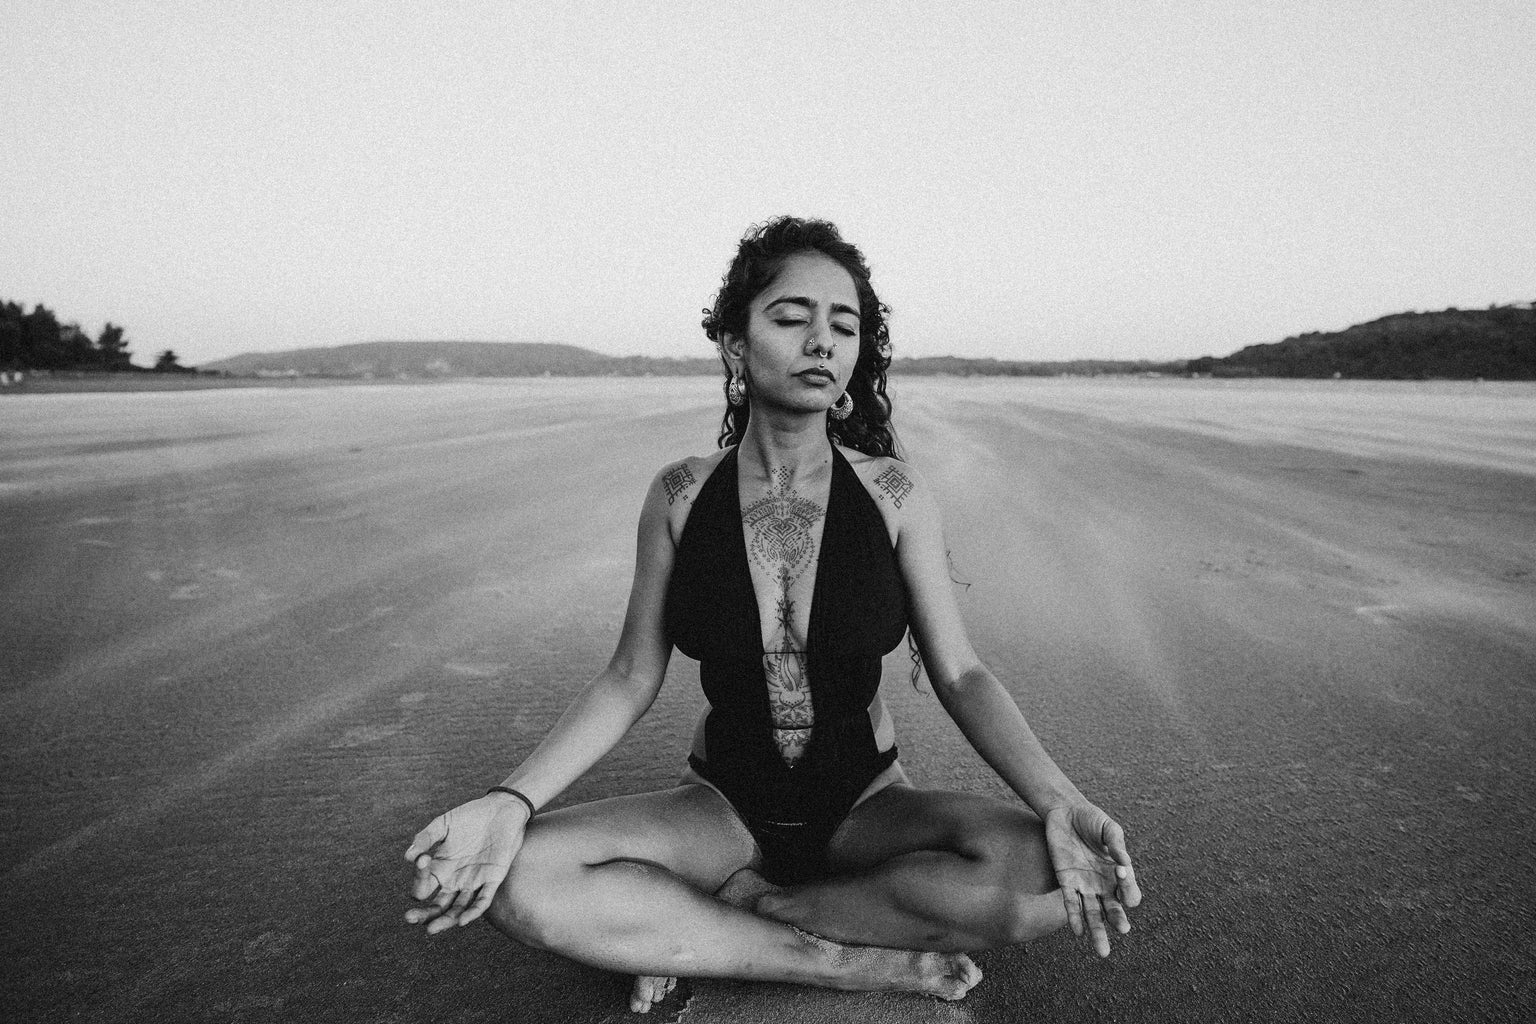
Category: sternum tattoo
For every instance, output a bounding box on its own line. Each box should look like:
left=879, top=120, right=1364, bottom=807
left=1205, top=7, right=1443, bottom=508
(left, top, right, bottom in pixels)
left=744, top=468, right=826, bottom=767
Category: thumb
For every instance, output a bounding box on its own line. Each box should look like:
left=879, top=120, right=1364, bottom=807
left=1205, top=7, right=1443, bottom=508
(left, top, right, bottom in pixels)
left=1100, top=817, right=1128, bottom=859
left=404, top=814, right=449, bottom=863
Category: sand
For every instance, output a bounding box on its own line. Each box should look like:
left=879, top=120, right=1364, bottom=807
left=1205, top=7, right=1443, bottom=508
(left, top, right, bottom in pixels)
left=2, top=376, right=1533, bottom=1023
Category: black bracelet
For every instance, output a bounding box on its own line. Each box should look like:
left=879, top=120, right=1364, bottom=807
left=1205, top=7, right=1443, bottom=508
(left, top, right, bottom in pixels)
left=486, top=786, right=537, bottom=819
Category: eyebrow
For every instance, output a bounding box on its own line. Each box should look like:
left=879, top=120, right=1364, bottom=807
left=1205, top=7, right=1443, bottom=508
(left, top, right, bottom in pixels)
left=764, top=296, right=861, bottom=321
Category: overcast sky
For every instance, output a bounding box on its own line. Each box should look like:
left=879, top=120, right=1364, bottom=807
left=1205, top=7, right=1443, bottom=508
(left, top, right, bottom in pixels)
left=5, top=1, right=1532, bottom=366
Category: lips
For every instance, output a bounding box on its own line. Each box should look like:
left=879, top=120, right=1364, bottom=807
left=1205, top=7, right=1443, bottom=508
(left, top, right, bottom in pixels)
left=796, top=368, right=835, bottom=384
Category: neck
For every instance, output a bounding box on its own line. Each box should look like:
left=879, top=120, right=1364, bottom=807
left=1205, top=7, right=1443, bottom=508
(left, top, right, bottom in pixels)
left=738, top=408, right=833, bottom=482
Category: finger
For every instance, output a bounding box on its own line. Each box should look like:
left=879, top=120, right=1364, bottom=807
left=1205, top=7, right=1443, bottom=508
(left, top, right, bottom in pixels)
left=412, top=856, right=441, bottom=902
left=459, top=884, right=498, bottom=928
left=1083, top=892, right=1112, bottom=957
left=404, top=906, right=432, bottom=925
left=1102, top=818, right=1134, bottom=867
left=1061, top=886, right=1085, bottom=937
left=426, top=908, right=461, bottom=935
left=432, top=885, right=457, bottom=910
left=448, top=882, right=480, bottom=917
left=1104, top=896, right=1132, bottom=935
left=404, top=816, right=449, bottom=863
left=1115, top=861, right=1144, bottom=909
left=1099, top=819, right=1144, bottom=908
left=404, top=903, right=447, bottom=926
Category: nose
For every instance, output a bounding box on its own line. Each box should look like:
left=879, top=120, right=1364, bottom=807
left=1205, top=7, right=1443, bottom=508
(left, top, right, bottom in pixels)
left=806, top=323, right=836, bottom=359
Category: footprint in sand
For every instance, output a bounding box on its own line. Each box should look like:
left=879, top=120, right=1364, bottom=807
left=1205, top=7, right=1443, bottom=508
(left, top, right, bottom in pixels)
left=330, top=723, right=403, bottom=748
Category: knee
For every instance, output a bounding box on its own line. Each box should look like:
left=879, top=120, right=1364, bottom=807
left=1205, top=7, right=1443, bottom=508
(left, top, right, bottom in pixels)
left=486, top=830, right=580, bottom=951
left=961, top=810, right=1054, bottom=892
left=961, top=813, right=1067, bottom=947
left=988, top=888, right=1069, bottom=946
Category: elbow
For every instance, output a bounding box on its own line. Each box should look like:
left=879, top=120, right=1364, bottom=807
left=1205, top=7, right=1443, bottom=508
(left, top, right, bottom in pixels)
left=930, top=661, right=994, bottom=702
left=593, top=659, right=664, bottom=714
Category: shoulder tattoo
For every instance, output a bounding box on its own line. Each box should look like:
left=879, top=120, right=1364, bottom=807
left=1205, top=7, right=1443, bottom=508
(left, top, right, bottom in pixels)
left=662, top=463, right=697, bottom=505
left=874, top=465, right=914, bottom=508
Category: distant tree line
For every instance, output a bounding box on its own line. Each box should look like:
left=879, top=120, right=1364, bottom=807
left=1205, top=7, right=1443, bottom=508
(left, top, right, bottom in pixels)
left=1, top=300, right=191, bottom=373
left=1186, top=304, right=1536, bottom=380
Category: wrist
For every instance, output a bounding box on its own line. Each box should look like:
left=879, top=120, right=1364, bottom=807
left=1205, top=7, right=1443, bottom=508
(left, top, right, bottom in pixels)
left=1034, top=790, right=1089, bottom=818
left=485, top=785, right=537, bottom=821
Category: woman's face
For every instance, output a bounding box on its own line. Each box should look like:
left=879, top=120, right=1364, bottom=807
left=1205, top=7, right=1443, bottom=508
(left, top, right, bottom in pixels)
left=729, top=250, right=861, bottom=417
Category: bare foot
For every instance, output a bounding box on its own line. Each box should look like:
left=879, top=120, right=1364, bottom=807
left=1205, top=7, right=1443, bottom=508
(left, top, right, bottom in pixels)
left=798, top=927, right=983, bottom=1001
left=628, top=868, right=780, bottom=1012
left=628, top=973, right=676, bottom=1014
left=714, top=866, right=782, bottom=914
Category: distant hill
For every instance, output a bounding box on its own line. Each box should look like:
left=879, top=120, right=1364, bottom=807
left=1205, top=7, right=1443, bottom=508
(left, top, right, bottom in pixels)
left=1187, top=305, right=1536, bottom=379
left=895, top=355, right=1186, bottom=377
left=201, top=340, right=1186, bottom=380
left=201, top=341, right=719, bottom=378
left=200, top=307, right=1536, bottom=382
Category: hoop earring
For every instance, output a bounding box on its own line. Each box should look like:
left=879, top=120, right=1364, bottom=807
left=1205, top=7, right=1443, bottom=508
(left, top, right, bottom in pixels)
left=829, top=390, right=854, bottom=420
left=726, top=374, right=746, bottom=406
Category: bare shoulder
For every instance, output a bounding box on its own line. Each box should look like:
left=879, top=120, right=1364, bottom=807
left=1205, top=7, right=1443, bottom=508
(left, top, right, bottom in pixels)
left=651, top=448, right=731, bottom=542
left=841, top=449, right=936, bottom=543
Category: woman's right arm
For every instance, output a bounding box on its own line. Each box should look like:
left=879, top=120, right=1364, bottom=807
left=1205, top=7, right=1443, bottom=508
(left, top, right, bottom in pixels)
left=402, top=465, right=682, bottom=933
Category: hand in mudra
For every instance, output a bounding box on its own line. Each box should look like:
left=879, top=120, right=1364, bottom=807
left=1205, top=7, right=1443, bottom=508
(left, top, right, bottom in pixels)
left=403, top=794, right=530, bottom=935
left=1044, top=802, right=1142, bottom=957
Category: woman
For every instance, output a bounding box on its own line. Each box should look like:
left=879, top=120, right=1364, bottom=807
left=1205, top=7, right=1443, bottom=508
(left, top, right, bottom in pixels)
left=404, top=217, right=1142, bottom=1011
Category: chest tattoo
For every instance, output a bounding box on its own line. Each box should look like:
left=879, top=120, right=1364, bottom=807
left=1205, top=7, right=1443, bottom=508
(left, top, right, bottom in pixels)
left=742, top=468, right=824, bottom=585
left=743, top=467, right=825, bottom=764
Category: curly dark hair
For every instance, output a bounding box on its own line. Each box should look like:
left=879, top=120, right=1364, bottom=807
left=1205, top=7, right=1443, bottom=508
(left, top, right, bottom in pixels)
left=701, top=216, right=902, bottom=458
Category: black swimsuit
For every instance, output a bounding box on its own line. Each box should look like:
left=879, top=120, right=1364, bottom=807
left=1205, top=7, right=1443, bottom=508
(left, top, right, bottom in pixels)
left=665, top=445, right=909, bottom=883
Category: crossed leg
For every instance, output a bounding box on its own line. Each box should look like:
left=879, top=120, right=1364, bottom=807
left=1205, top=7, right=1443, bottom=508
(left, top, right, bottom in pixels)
left=624, top=777, right=1067, bottom=1009
left=486, top=783, right=982, bottom=1006
left=759, top=783, right=1069, bottom=951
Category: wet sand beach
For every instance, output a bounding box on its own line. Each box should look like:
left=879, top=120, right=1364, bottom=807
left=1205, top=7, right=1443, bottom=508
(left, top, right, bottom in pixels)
left=3, top=377, right=1533, bottom=1023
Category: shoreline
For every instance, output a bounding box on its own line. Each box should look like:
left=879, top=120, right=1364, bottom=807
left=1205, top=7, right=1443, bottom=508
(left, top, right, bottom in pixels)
left=6, top=370, right=1536, bottom=398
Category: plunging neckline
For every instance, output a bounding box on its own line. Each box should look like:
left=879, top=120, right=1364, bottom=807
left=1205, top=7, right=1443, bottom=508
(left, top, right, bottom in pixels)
left=726, top=444, right=840, bottom=756
left=728, top=443, right=838, bottom=665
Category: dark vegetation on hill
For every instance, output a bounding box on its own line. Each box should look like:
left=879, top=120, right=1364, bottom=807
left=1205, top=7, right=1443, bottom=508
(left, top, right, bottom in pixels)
left=1188, top=305, right=1535, bottom=380
left=1, top=300, right=192, bottom=374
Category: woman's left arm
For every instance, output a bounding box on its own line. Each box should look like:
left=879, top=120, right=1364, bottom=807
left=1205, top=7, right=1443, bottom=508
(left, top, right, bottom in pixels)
left=887, top=461, right=1143, bottom=955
